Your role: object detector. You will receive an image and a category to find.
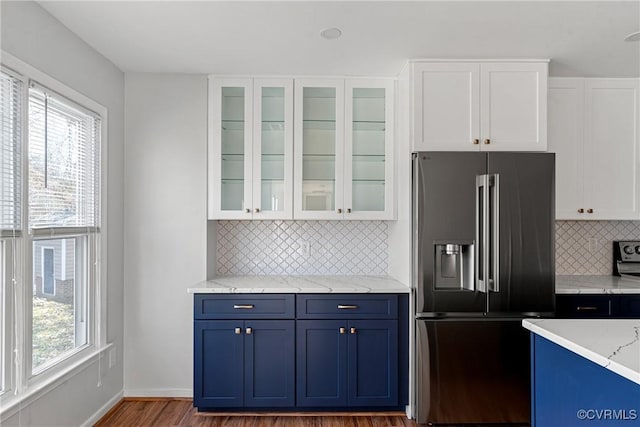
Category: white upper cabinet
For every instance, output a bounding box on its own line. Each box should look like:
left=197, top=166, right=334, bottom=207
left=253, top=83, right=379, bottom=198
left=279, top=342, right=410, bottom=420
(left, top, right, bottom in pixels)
left=294, top=78, right=395, bottom=220
left=549, top=78, right=640, bottom=220
left=208, top=77, right=294, bottom=220
left=411, top=60, right=548, bottom=152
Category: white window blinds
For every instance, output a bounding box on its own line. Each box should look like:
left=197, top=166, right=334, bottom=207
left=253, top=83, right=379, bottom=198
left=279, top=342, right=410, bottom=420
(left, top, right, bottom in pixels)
left=0, top=69, right=23, bottom=235
left=28, top=82, right=101, bottom=231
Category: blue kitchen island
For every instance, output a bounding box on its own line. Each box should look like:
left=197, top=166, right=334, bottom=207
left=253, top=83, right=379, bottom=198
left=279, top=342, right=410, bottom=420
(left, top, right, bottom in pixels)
left=523, top=319, right=640, bottom=427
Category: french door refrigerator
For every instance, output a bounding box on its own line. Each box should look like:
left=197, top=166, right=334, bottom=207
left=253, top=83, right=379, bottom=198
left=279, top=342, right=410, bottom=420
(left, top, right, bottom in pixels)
left=413, top=152, right=555, bottom=425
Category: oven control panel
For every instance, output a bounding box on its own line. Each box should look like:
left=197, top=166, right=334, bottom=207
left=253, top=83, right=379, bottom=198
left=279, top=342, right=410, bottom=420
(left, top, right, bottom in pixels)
left=615, top=241, right=640, bottom=262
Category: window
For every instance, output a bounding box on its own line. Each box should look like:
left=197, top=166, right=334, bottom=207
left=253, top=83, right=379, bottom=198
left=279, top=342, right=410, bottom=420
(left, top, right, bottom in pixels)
left=0, top=56, right=105, bottom=410
left=1, top=68, right=23, bottom=396
left=27, top=83, right=100, bottom=375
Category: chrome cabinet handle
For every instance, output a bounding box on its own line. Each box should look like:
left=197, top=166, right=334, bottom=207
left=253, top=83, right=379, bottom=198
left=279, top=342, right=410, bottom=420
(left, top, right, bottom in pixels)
left=576, top=306, right=598, bottom=311
left=246, top=327, right=252, bottom=335
left=234, top=327, right=242, bottom=335
left=234, top=304, right=255, bottom=309
left=339, top=327, right=346, bottom=334
left=350, top=327, right=357, bottom=334
left=337, top=305, right=359, bottom=309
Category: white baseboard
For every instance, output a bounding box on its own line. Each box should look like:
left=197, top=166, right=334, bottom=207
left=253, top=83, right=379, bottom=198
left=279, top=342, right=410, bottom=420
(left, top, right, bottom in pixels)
left=80, top=390, right=124, bottom=427
left=123, top=388, right=192, bottom=398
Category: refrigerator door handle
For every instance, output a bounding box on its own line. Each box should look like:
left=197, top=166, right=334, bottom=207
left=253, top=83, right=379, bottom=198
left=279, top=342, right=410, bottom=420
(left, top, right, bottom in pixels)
left=489, top=174, right=500, bottom=293
left=475, top=174, right=489, bottom=293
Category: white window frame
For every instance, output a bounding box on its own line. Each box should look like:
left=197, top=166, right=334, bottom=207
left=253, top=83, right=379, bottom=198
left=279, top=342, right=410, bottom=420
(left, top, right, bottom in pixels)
left=0, top=51, right=109, bottom=419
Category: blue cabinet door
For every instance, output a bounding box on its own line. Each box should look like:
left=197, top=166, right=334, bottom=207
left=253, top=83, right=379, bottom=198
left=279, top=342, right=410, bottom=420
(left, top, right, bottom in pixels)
left=347, top=319, right=398, bottom=407
left=296, top=320, right=348, bottom=407
left=194, top=320, right=244, bottom=408
left=532, top=334, right=640, bottom=426
left=245, top=320, right=295, bottom=407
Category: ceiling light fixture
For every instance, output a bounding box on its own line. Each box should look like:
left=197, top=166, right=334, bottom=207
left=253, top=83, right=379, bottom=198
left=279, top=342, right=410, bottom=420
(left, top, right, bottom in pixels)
left=624, top=31, right=640, bottom=42
left=320, top=28, right=342, bottom=40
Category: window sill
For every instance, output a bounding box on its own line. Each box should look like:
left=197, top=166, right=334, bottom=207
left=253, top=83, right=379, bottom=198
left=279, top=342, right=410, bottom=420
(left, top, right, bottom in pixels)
left=0, top=343, right=114, bottom=422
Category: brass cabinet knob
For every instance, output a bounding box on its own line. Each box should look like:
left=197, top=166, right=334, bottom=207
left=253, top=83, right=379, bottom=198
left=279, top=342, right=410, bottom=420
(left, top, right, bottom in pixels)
left=587, top=208, right=594, bottom=214
left=350, top=327, right=357, bottom=334
left=483, top=139, right=491, bottom=145
left=234, top=327, right=242, bottom=335
left=337, top=208, right=343, bottom=214
left=473, top=139, right=480, bottom=145
left=245, top=327, right=252, bottom=335
left=577, top=208, right=584, bottom=213
left=255, top=208, right=260, bottom=213
left=339, top=327, right=346, bottom=334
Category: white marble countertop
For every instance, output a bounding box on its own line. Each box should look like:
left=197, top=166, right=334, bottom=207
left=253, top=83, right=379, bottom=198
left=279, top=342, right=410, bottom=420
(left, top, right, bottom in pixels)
left=556, top=275, right=640, bottom=294
left=187, top=275, right=411, bottom=294
left=523, top=318, right=640, bottom=385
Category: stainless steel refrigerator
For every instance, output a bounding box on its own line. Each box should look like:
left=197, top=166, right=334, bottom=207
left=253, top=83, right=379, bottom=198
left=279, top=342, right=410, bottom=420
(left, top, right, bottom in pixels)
left=413, top=152, right=555, bottom=425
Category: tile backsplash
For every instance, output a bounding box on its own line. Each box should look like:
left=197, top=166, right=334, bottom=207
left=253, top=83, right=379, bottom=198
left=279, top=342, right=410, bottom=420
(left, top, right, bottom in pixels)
left=216, top=221, right=389, bottom=276
left=216, top=219, right=637, bottom=276
left=556, top=220, right=640, bottom=275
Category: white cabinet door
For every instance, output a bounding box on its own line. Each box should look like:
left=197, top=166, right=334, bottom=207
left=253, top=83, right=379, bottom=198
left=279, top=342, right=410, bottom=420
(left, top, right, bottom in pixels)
left=209, top=78, right=253, bottom=219
left=252, top=79, right=294, bottom=219
left=344, top=79, right=395, bottom=220
left=294, top=79, right=345, bottom=220
left=548, top=78, right=584, bottom=219
left=410, top=61, right=548, bottom=152
left=583, top=79, right=640, bottom=219
left=412, top=62, right=480, bottom=152
left=480, top=62, right=548, bottom=151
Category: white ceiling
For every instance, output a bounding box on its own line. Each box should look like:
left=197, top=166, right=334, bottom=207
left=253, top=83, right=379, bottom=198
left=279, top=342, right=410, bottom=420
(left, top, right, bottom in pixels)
left=37, top=1, right=640, bottom=77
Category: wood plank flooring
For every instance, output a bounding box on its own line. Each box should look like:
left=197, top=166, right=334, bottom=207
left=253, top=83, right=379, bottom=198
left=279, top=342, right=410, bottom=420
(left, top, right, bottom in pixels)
left=94, top=398, right=530, bottom=427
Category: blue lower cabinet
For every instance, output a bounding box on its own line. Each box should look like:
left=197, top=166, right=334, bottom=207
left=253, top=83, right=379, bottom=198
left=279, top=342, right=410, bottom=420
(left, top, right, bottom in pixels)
left=296, top=319, right=399, bottom=408
left=348, top=319, right=398, bottom=407
left=245, top=320, right=295, bottom=407
left=194, top=320, right=244, bottom=408
left=531, top=334, right=640, bottom=426
left=296, top=320, right=348, bottom=407
left=194, top=319, right=295, bottom=409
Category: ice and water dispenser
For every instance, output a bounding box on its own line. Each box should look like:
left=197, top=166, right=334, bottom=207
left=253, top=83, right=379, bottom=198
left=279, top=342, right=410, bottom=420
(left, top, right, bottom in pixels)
left=433, top=241, right=474, bottom=291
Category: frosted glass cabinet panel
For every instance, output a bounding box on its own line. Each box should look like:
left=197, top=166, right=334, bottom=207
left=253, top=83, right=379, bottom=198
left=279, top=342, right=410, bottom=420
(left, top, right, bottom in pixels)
left=294, top=79, right=394, bottom=220
left=294, top=80, right=345, bottom=219
left=252, top=80, right=294, bottom=218
left=345, top=81, right=394, bottom=219
left=209, top=77, right=293, bottom=219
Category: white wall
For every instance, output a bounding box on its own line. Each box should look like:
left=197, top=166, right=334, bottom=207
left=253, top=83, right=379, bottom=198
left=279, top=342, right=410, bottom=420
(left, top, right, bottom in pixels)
left=123, top=73, right=207, bottom=396
left=1, top=1, right=125, bottom=426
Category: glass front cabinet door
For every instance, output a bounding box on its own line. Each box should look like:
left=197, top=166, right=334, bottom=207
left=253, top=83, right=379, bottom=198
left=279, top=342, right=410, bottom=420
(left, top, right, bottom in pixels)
left=209, top=77, right=294, bottom=219
left=294, top=79, right=394, bottom=220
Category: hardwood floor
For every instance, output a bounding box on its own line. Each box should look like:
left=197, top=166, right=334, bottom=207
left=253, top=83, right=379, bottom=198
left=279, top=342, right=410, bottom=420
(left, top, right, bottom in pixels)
left=94, top=399, right=418, bottom=427
left=94, top=398, right=530, bottom=427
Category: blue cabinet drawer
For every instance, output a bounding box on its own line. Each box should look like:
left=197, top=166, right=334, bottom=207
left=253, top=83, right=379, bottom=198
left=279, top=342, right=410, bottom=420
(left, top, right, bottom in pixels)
left=297, top=294, right=398, bottom=319
left=556, top=294, right=612, bottom=318
left=194, top=294, right=295, bottom=319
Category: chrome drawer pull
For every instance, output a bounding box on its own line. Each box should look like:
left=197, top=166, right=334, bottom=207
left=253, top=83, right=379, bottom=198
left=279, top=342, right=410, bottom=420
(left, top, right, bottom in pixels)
left=337, top=304, right=359, bottom=310
left=234, top=304, right=255, bottom=309
left=576, top=306, right=598, bottom=311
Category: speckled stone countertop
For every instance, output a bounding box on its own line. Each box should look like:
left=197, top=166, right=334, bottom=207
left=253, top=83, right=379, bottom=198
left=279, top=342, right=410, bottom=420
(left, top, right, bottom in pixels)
left=523, top=318, right=640, bottom=385
left=556, top=275, right=640, bottom=294
left=187, top=275, right=411, bottom=294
